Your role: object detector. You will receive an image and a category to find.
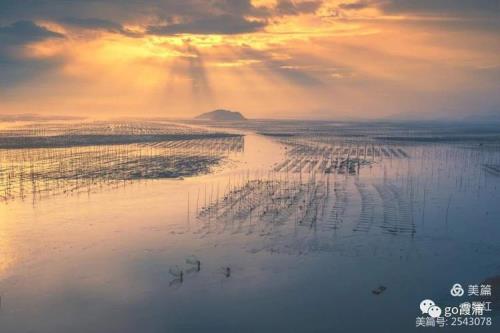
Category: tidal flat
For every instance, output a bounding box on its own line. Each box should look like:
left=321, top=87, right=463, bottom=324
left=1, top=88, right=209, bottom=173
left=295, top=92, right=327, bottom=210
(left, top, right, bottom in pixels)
left=0, top=120, right=499, bottom=332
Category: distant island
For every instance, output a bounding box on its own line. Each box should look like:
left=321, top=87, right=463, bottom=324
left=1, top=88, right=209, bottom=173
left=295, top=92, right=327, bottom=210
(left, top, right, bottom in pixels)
left=195, top=109, right=246, bottom=121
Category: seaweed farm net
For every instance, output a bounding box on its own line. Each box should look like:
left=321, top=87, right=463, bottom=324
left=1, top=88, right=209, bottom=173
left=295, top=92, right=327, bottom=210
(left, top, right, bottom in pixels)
left=0, top=136, right=244, bottom=202
left=0, top=121, right=208, bottom=138
left=188, top=172, right=417, bottom=255
left=273, top=137, right=409, bottom=175
left=184, top=133, right=500, bottom=256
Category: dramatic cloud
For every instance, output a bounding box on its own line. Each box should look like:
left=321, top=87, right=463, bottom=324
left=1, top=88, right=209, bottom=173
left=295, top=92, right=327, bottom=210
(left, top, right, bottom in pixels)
left=0, top=20, right=64, bottom=44
left=147, top=15, right=266, bottom=35
left=337, top=2, right=371, bottom=11
left=0, top=21, right=65, bottom=87
left=275, top=0, right=323, bottom=16
left=59, top=17, right=144, bottom=37
left=60, top=17, right=125, bottom=32
left=0, top=0, right=498, bottom=119
left=380, top=0, right=500, bottom=16
left=236, top=47, right=324, bottom=86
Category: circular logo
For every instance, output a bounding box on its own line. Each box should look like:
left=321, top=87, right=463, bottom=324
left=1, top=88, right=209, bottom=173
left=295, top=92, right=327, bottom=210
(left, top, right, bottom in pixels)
left=450, top=283, right=464, bottom=297
left=428, top=305, right=442, bottom=318
left=420, top=299, right=436, bottom=314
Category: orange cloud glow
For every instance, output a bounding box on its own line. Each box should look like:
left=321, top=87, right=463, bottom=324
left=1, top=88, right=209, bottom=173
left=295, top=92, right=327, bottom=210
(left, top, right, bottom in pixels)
left=0, top=0, right=498, bottom=120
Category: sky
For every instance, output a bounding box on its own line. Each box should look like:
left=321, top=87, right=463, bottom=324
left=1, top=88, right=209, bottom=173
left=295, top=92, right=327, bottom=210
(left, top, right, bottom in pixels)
left=0, top=0, right=499, bottom=120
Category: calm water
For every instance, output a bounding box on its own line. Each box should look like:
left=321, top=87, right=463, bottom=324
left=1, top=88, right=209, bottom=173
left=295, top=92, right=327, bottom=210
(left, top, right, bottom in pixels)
left=1, top=131, right=499, bottom=332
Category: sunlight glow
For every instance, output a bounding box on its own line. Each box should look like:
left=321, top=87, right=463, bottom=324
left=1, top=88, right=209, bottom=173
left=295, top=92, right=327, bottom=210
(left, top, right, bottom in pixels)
left=0, top=0, right=498, bottom=119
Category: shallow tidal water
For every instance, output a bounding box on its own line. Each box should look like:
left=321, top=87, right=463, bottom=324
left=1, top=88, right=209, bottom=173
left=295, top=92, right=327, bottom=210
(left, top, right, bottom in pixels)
left=1, top=132, right=500, bottom=332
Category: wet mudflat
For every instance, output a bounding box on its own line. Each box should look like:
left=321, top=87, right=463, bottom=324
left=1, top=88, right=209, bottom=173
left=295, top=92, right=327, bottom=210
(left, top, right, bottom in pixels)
left=0, top=121, right=499, bottom=332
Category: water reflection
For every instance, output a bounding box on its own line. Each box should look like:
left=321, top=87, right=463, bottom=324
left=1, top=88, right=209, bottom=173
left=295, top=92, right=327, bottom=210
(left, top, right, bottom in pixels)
left=0, top=125, right=499, bottom=333
left=0, top=207, right=16, bottom=277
